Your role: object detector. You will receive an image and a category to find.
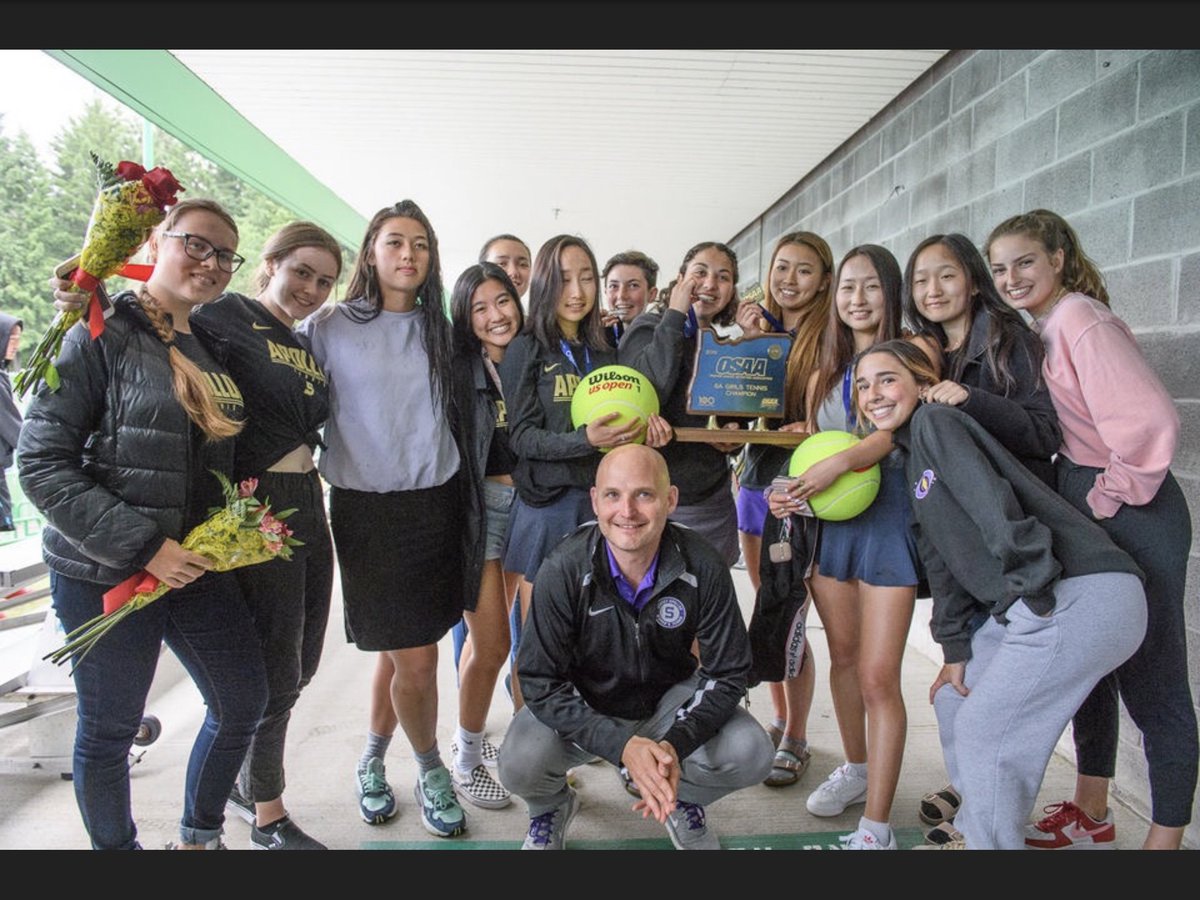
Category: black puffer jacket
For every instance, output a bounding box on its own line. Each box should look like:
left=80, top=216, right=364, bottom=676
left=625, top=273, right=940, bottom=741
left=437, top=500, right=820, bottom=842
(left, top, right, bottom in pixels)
left=17, top=293, right=235, bottom=585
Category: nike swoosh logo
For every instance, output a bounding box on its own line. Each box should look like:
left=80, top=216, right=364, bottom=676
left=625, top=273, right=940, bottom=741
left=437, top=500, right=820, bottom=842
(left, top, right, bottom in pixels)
left=587, top=605, right=614, bottom=617
left=252, top=323, right=272, bottom=330
left=543, top=363, right=560, bottom=374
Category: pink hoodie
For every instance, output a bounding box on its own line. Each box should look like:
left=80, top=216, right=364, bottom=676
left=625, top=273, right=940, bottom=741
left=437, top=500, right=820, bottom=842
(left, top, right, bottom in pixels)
left=1035, top=292, right=1178, bottom=519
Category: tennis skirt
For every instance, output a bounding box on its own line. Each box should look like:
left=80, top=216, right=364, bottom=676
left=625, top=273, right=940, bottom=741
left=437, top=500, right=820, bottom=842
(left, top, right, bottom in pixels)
left=816, top=462, right=920, bottom=587
left=502, top=486, right=594, bottom=581
left=329, top=477, right=465, bottom=651
left=671, top=484, right=740, bottom=567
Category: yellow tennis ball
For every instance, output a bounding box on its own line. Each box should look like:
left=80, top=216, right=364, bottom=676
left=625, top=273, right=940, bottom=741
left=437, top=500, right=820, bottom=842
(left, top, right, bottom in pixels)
left=571, top=365, right=660, bottom=450
left=788, top=430, right=881, bottom=521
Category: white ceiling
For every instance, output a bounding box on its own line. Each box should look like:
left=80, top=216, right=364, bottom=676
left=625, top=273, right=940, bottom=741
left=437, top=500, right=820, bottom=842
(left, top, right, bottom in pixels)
left=170, top=49, right=948, bottom=291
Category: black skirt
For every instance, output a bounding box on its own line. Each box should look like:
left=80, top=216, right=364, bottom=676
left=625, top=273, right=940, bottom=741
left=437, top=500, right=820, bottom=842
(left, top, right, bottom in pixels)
left=329, top=476, right=465, bottom=651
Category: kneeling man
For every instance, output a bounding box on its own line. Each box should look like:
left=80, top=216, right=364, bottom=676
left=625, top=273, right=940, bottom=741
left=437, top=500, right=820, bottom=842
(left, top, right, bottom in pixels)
left=499, top=444, right=773, bottom=850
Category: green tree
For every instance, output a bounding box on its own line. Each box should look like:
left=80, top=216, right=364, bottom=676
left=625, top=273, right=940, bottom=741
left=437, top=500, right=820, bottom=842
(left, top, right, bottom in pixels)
left=0, top=124, right=60, bottom=338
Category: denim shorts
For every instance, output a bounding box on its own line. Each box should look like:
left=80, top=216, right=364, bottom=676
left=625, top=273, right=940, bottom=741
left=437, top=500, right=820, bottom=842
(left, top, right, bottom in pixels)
left=484, top=479, right=516, bottom=562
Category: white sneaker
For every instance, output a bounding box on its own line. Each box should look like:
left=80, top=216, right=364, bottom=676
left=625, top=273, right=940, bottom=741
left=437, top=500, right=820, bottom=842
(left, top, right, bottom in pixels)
left=839, top=826, right=897, bottom=850
left=805, top=763, right=868, bottom=817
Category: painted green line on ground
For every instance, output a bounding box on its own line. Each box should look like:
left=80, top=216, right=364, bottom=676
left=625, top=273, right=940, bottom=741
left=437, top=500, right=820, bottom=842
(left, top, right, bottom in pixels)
left=361, top=827, right=928, bottom=850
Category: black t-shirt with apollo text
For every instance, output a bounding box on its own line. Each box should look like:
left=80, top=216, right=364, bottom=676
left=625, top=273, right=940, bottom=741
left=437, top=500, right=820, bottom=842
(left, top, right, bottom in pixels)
left=192, top=293, right=330, bottom=481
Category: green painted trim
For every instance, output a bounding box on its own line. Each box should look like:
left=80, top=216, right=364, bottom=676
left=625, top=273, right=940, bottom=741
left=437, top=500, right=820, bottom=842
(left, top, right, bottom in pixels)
left=360, top=828, right=929, bottom=851
left=43, top=50, right=366, bottom=247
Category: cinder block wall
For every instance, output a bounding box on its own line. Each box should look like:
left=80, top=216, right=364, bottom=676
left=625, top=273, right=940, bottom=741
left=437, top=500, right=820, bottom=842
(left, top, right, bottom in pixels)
left=730, top=48, right=1199, bottom=846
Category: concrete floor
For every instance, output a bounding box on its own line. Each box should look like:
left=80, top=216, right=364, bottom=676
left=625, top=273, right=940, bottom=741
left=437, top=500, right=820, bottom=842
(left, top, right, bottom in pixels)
left=0, top=564, right=1156, bottom=852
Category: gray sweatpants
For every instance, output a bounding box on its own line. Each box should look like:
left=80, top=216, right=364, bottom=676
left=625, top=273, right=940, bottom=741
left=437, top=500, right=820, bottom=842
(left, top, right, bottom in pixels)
left=933, top=572, right=1146, bottom=849
left=499, top=677, right=774, bottom=817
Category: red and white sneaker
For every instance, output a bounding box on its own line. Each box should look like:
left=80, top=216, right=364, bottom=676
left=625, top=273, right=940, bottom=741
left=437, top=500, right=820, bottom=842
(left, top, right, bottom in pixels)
left=1024, top=801, right=1116, bottom=849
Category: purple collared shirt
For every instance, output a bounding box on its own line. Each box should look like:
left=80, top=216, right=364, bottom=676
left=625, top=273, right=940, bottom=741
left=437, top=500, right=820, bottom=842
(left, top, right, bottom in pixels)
left=605, top=542, right=660, bottom=612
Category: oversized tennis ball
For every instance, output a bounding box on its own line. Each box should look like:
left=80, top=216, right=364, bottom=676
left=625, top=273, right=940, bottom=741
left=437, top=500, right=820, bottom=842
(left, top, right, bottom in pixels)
left=788, top=430, right=881, bottom=521
left=570, top=364, right=660, bottom=450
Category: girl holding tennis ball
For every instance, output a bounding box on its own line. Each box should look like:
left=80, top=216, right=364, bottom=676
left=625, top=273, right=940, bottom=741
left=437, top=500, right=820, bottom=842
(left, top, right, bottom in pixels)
left=498, top=235, right=645, bottom=709
left=851, top=338, right=1145, bottom=849
left=768, top=245, right=937, bottom=849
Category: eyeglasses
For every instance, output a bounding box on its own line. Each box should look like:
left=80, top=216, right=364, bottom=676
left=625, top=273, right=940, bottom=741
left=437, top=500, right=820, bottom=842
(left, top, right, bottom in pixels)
left=163, top=232, right=246, bottom=274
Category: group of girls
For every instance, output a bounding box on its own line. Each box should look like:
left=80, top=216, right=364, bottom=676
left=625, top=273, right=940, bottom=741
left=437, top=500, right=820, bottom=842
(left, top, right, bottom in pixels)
left=755, top=212, right=1193, bottom=850
left=19, top=192, right=1193, bottom=853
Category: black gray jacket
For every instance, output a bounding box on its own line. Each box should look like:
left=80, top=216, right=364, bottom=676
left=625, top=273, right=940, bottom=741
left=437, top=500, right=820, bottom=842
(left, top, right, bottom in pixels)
left=895, top=403, right=1141, bottom=664
left=946, top=311, right=1061, bottom=487
left=498, top=332, right=616, bottom=506
left=519, top=520, right=752, bottom=764
left=17, top=293, right=235, bottom=585
left=618, top=308, right=739, bottom=506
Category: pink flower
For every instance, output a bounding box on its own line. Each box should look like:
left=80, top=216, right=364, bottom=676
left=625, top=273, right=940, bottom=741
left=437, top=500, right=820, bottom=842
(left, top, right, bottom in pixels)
left=238, top=478, right=259, bottom=498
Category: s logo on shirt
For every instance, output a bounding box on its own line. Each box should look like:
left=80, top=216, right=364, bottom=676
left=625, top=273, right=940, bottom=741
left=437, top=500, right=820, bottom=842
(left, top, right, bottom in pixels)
left=914, top=469, right=936, bottom=500
left=656, top=597, right=686, bottom=629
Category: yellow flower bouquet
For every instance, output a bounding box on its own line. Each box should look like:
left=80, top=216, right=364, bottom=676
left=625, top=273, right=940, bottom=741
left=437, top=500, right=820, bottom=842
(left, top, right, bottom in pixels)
left=14, top=152, right=184, bottom=399
left=45, top=471, right=301, bottom=671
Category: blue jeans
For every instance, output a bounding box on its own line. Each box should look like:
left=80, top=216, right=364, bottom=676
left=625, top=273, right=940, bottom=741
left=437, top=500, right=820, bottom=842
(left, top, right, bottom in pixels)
left=51, top=570, right=267, bottom=850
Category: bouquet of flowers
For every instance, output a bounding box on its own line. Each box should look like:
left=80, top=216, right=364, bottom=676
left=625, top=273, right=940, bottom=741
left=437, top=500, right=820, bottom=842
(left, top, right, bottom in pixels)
left=13, top=152, right=184, bottom=399
left=45, top=471, right=301, bottom=671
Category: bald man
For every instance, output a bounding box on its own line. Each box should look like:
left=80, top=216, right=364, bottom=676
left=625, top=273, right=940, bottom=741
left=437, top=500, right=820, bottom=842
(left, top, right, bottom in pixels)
left=498, top=445, right=773, bottom=850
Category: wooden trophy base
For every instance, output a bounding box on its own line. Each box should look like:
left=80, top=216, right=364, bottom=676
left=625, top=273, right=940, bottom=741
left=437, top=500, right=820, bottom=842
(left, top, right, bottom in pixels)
left=672, top=426, right=808, bottom=447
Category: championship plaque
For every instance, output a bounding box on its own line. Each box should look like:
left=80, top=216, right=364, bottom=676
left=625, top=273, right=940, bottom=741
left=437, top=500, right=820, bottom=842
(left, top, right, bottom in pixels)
left=673, top=320, right=806, bottom=447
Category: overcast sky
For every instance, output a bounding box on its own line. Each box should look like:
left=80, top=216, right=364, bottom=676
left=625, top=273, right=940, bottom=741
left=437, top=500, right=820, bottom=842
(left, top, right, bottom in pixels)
left=0, top=51, right=111, bottom=162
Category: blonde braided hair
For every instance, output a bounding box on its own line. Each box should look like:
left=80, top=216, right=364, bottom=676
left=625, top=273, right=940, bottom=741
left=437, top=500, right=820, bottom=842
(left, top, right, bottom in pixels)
left=139, top=198, right=243, bottom=441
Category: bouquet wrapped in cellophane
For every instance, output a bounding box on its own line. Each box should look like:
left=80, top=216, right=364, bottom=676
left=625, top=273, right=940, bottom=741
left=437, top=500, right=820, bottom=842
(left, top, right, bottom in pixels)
left=14, top=152, right=184, bottom=399
left=45, top=471, right=301, bottom=671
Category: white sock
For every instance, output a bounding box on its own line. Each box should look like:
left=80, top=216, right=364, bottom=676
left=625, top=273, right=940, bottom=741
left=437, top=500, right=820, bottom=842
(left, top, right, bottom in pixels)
left=455, top=726, right=484, bottom=772
left=859, top=815, right=891, bottom=844
left=845, top=761, right=868, bottom=779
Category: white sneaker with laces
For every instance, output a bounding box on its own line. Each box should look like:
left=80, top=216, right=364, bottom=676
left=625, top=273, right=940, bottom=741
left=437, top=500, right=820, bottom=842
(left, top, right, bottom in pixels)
left=839, top=826, right=897, bottom=850
left=522, top=789, right=580, bottom=850
left=805, top=762, right=869, bottom=816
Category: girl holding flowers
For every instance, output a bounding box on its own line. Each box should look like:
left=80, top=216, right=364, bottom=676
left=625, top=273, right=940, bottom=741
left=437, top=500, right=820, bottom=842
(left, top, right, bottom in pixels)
left=51, top=221, right=345, bottom=850
left=297, top=200, right=484, bottom=839
left=19, top=198, right=268, bottom=850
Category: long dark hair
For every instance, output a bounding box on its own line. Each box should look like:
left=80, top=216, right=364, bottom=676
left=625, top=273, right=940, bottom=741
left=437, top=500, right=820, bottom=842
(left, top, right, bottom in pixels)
left=675, top=241, right=740, bottom=329
left=525, top=234, right=608, bottom=351
left=903, top=232, right=1040, bottom=396
left=450, top=262, right=524, bottom=357
left=342, top=199, right=454, bottom=418
left=809, top=244, right=904, bottom=422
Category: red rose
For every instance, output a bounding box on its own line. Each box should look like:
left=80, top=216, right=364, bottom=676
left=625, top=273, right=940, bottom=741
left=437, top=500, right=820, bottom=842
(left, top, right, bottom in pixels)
left=115, top=160, right=146, bottom=182
left=142, top=166, right=184, bottom=208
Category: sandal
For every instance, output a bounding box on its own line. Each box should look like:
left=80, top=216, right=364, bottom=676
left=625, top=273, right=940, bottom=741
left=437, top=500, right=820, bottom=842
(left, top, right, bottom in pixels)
left=766, top=723, right=784, bottom=750
left=924, top=821, right=964, bottom=845
left=763, top=743, right=811, bottom=787
left=919, top=784, right=961, bottom=825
